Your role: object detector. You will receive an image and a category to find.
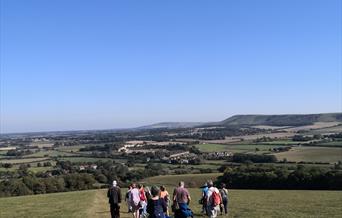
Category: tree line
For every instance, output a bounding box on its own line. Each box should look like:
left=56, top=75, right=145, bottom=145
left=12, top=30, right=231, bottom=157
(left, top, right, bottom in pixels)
left=217, top=164, right=342, bottom=190
left=0, top=160, right=166, bottom=197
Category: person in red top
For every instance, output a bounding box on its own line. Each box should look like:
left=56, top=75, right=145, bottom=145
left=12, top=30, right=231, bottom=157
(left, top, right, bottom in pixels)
left=139, top=184, right=148, bottom=216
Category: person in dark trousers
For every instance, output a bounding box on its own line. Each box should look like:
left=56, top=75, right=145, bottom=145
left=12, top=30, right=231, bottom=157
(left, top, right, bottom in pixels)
left=125, top=185, right=132, bottom=213
left=107, top=180, right=122, bottom=218
left=219, top=183, right=228, bottom=215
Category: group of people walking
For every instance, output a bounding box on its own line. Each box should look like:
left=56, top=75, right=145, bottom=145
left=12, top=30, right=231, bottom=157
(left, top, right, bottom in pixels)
left=200, top=180, right=229, bottom=217
left=107, top=180, right=228, bottom=218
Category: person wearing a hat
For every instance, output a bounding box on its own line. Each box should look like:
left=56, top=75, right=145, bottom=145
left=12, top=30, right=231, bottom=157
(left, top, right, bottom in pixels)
left=107, top=180, right=122, bottom=218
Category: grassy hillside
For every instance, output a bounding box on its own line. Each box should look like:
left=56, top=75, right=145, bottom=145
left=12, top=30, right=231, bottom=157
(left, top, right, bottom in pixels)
left=1, top=188, right=342, bottom=218
left=0, top=189, right=97, bottom=218
left=217, top=113, right=342, bottom=126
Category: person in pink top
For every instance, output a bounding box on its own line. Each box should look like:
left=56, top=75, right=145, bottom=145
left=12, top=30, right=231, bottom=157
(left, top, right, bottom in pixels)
left=130, top=183, right=141, bottom=218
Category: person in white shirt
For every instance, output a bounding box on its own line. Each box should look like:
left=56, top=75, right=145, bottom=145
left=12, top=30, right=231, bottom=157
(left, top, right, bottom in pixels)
left=206, top=180, right=222, bottom=218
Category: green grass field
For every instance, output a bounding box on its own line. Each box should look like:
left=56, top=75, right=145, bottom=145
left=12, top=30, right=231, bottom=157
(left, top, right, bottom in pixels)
left=55, top=144, right=107, bottom=153
left=0, top=150, right=8, bottom=155
left=0, top=190, right=96, bottom=218
left=0, top=157, right=51, bottom=164
left=0, top=165, right=54, bottom=173
left=1, top=188, right=341, bottom=218
left=275, top=146, right=342, bottom=163
left=59, top=157, right=113, bottom=163
left=195, top=143, right=280, bottom=153
left=23, top=150, right=77, bottom=158
left=257, top=140, right=299, bottom=145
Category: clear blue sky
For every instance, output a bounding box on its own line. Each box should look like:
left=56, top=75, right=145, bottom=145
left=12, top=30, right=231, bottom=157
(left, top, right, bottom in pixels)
left=1, top=0, right=341, bottom=133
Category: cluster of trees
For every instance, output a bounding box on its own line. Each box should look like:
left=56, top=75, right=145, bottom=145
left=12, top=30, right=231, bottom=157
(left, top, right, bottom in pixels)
left=140, top=144, right=201, bottom=154
left=232, top=153, right=277, bottom=163
left=0, top=163, right=13, bottom=168
left=292, top=133, right=342, bottom=146
left=192, top=132, right=226, bottom=140
left=53, top=133, right=124, bottom=147
left=37, top=162, right=52, bottom=167
left=0, top=160, right=167, bottom=197
left=79, top=143, right=121, bottom=152
left=0, top=138, right=32, bottom=148
left=137, top=135, right=171, bottom=142
left=254, top=136, right=273, bottom=143
left=292, top=135, right=319, bottom=142
left=6, top=149, right=33, bottom=156
left=329, top=133, right=342, bottom=139
left=269, top=146, right=292, bottom=153
left=53, top=141, right=79, bottom=147
left=0, top=173, right=96, bottom=197
left=217, top=164, right=342, bottom=190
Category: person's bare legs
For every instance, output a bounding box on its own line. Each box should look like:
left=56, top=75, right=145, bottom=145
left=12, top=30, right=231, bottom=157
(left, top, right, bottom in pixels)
left=133, top=209, right=139, bottom=218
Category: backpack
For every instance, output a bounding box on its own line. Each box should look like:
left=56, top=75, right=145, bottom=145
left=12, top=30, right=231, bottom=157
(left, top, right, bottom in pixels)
left=211, top=190, right=221, bottom=206
left=221, top=189, right=228, bottom=200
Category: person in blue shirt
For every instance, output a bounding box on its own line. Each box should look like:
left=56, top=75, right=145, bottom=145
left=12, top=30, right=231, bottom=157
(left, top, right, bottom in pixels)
left=201, top=183, right=209, bottom=214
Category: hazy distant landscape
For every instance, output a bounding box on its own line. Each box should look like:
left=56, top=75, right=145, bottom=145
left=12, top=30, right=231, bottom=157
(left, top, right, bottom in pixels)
left=1, top=113, right=342, bottom=214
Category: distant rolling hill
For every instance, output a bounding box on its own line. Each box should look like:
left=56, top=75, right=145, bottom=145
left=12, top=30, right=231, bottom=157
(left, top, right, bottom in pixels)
left=138, top=113, right=342, bottom=130
left=215, top=113, right=342, bottom=127
left=137, top=113, right=342, bottom=129
left=137, top=122, right=204, bottom=129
